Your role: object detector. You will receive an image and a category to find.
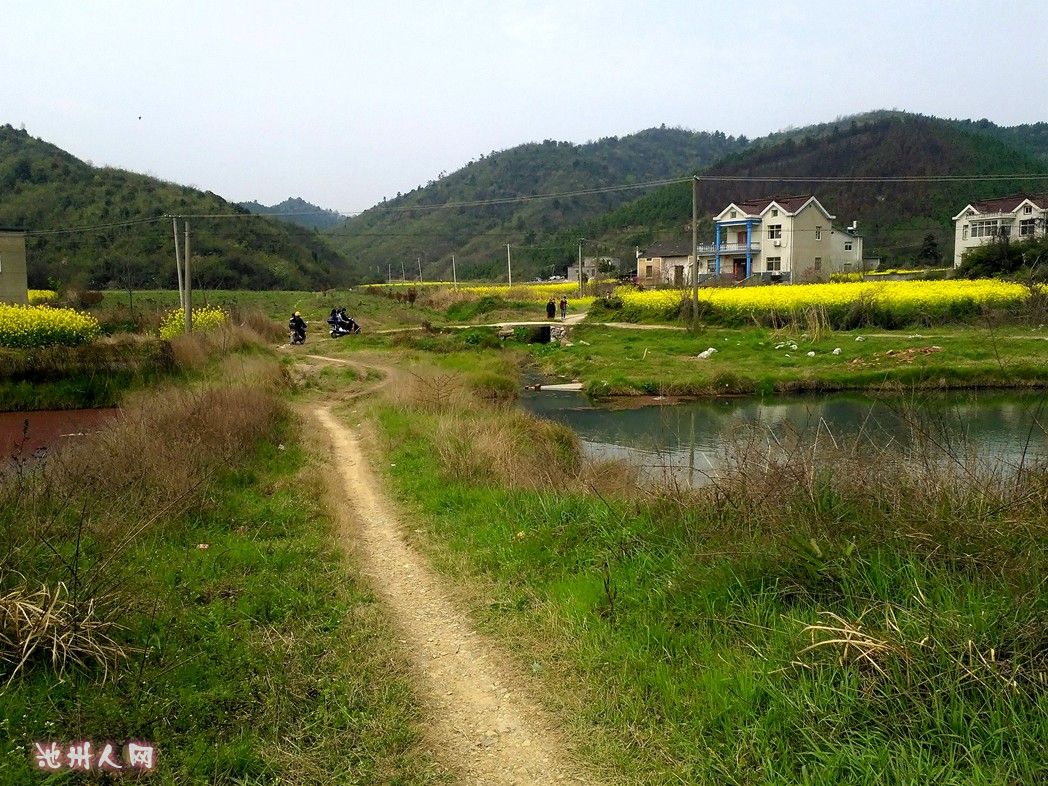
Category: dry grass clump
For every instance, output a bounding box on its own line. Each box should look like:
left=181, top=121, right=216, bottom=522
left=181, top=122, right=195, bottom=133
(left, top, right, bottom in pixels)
left=229, top=306, right=287, bottom=343
left=168, top=323, right=267, bottom=369
left=0, top=582, right=127, bottom=685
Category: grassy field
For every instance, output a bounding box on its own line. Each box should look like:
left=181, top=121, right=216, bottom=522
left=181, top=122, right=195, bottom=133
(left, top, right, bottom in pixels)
left=529, top=323, right=1048, bottom=396
left=0, top=345, right=448, bottom=784
left=373, top=368, right=1048, bottom=785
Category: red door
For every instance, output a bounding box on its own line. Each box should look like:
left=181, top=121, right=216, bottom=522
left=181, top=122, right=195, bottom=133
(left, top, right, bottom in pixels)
left=733, top=260, right=746, bottom=280
left=736, top=230, right=746, bottom=246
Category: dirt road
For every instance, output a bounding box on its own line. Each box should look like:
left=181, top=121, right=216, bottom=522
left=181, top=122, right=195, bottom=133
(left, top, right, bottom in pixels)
left=313, top=404, right=594, bottom=785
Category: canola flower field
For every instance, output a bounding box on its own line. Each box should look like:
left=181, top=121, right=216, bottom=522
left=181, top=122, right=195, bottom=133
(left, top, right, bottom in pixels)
left=0, top=304, right=100, bottom=348
left=27, top=289, right=58, bottom=306
left=158, top=306, right=229, bottom=340
left=616, top=279, right=1033, bottom=327
left=367, top=280, right=594, bottom=305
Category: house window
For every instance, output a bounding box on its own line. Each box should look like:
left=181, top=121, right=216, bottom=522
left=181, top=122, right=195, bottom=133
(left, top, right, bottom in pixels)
left=645, top=264, right=653, bottom=278
left=729, top=210, right=737, bottom=218
left=815, top=226, right=822, bottom=240
left=768, top=224, right=782, bottom=239
left=962, top=225, right=969, bottom=240
left=1020, top=219, right=1036, bottom=236
left=771, top=209, right=779, bottom=217
left=707, top=259, right=717, bottom=272
left=970, top=219, right=1005, bottom=238
left=1024, top=205, right=1033, bottom=214
left=814, top=257, right=822, bottom=270
left=844, top=241, right=853, bottom=251
left=766, top=256, right=781, bottom=272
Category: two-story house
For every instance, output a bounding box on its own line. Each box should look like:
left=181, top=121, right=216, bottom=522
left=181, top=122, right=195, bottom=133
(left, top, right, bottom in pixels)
left=0, top=229, right=28, bottom=304
left=697, top=195, right=862, bottom=283
left=952, top=194, right=1048, bottom=267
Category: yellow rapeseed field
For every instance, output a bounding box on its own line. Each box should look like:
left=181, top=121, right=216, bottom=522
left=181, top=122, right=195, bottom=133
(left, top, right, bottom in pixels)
left=617, top=279, right=1031, bottom=327
left=27, top=289, right=58, bottom=305
left=159, top=306, right=229, bottom=340
left=0, top=304, right=100, bottom=348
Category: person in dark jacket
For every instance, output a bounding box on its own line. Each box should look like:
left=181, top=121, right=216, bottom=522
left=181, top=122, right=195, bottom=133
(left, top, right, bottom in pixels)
left=289, top=311, right=307, bottom=343
left=546, top=298, right=556, bottom=320
left=559, top=297, right=568, bottom=320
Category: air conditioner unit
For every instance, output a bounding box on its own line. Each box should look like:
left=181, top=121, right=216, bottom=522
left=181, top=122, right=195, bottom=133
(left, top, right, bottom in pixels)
left=773, top=239, right=781, bottom=247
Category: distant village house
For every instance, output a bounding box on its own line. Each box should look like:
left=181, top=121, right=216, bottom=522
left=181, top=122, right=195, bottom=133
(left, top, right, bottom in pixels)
left=0, top=229, right=28, bottom=304
left=952, top=194, right=1048, bottom=267
left=698, top=195, right=862, bottom=284
left=566, top=256, right=620, bottom=284
left=636, top=195, right=862, bottom=286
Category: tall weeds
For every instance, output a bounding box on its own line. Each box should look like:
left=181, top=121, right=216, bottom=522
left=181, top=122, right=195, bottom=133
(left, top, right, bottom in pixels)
left=0, top=362, right=285, bottom=683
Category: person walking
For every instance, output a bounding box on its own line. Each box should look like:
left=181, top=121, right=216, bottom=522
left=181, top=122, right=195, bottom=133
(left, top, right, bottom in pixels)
left=559, top=296, right=568, bottom=321
left=546, top=298, right=556, bottom=320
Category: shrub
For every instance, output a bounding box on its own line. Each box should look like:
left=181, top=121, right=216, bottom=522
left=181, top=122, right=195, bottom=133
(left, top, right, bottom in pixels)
left=0, top=304, right=100, bottom=348
left=158, top=306, right=228, bottom=340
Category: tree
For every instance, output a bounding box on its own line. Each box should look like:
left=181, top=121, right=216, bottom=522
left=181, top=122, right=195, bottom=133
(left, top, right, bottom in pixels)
left=917, top=233, right=943, bottom=266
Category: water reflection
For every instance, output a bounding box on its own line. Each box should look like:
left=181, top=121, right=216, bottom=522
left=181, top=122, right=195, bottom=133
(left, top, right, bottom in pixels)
left=522, top=390, right=1048, bottom=485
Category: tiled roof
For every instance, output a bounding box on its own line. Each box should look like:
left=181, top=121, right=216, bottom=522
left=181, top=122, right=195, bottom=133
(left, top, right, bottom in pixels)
left=638, top=240, right=692, bottom=258
left=734, top=194, right=815, bottom=215
left=969, top=193, right=1048, bottom=214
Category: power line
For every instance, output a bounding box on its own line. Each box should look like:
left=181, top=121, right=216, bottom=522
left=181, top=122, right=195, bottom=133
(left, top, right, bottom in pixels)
left=24, top=216, right=163, bottom=237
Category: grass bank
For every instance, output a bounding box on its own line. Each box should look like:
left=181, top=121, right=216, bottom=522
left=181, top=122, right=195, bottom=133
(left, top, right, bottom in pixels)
left=531, top=323, right=1048, bottom=397
left=374, top=369, right=1048, bottom=784
left=0, top=355, right=447, bottom=784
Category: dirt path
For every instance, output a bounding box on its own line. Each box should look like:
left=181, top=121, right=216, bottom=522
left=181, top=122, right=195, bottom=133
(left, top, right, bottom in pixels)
left=312, top=403, right=595, bottom=785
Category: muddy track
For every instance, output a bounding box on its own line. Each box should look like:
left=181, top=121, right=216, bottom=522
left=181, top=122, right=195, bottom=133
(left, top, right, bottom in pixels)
left=306, top=356, right=595, bottom=785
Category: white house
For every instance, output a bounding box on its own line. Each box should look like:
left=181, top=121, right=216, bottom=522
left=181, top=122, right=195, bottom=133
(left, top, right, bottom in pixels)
left=0, top=229, right=28, bottom=304
left=952, top=194, right=1048, bottom=267
left=697, top=195, right=863, bottom=284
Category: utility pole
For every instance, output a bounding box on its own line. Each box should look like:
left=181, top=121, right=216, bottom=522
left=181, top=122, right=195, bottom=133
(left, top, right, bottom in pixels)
left=417, top=257, right=423, bottom=283
left=172, top=217, right=184, bottom=309
left=451, top=254, right=458, bottom=288
left=691, top=176, right=699, bottom=331
left=577, top=239, right=584, bottom=297
left=183, top=220, right=193, bottom=333
left=387, top=263, right=391, bottom=283
left=506, top=244, right=512, bottom=286
left=401, top=260, right=405, bottom=281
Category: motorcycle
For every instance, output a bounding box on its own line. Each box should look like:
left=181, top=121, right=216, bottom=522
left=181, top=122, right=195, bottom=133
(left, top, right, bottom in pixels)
left=327, top=315, right=361, bottom=338
left=289, top=320, right=307, bottom=345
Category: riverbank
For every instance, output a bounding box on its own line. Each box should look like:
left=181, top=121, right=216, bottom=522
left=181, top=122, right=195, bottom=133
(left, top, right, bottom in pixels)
left=371, top=362, right=1048, bottom=784
left=529, top=323, right=1048, bottom=397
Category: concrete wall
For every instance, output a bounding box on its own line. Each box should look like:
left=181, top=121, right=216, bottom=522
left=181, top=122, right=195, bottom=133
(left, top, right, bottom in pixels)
left=0, top=231, right=28, bottom=304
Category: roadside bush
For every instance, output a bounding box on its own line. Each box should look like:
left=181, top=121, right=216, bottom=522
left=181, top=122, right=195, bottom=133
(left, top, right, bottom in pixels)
left=0, top=304, right=100, bottom=348
left=158, top=305, right=228, bottom=340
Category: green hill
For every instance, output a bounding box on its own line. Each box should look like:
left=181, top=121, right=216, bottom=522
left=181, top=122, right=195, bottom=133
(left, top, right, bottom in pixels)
left=240, top=196, right=345, bottom=231
left=0, top=125, right=356, bottom=290
left=536, top=114, right=1048, bottom=271
left=324, top=127, right=750, bottom=281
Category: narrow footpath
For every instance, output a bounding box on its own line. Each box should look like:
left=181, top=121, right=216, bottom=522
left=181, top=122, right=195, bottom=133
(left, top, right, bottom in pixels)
left=312, top=403, right=595, bottom=785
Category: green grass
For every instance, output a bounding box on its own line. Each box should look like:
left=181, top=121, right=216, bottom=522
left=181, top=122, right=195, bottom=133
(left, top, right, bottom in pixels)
left=0, top=418, right=448, bottom=785
left=529, top=324, right=1048, bottom=397
left=375, top=398, right=1048, bottom=785
left=94, top=289, right=440, bottom=331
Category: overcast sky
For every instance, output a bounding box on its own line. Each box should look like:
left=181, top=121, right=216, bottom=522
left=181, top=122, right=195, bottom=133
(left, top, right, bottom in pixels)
left=3, top=1, right=1046, bottom=214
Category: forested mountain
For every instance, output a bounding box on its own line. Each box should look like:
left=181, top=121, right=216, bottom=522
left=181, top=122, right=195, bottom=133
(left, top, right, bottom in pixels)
left=324, top=127, right=749, bottom=281
left=239, top=196, right=344, bottom=231
left=0, top=125, right=356, bottom=290
left=572, top=114, right=1048, bottom=268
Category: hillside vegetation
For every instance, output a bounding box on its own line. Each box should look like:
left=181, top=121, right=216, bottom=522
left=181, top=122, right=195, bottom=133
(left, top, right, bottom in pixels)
left=570, top=115, right=1048, bottom=269
left=325, top=127, right=749, bottom=281
left=239, top=196, right=345, bottom=231
left=0, top=125, right=356, bottom=290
